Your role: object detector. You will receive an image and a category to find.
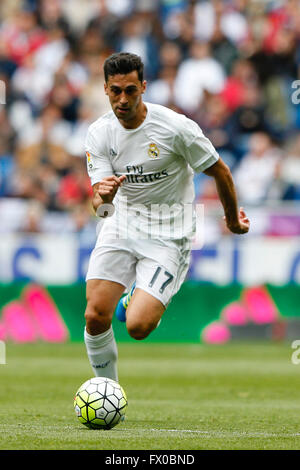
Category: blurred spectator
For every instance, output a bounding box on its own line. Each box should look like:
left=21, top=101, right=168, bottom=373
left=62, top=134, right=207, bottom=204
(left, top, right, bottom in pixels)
left=11, top=52, right=54, bottom=110
left=12, top=168, right=51, bottom=207
left=158, top=39, right=183, bottom=70
left=77, top=24, right=107, bottom=59
left=229, top=82, right=271, bottom=156
left=48, top=72, right=80, bottom=123
left=160, top=0, right=187, bottom=25
left=21, top=199, right=45, bottom=232
left=55, top=49, right=89, bottom=96
left=0, top=4, right=46, bottom=65
left=0, top=105, right=16, bottom=155
left=163, top=10, right=194, bottom=56
left=0, top=38, right=18, bottom=79
left=16, top=103, right=72, bottom=171
left=61, top=0, right=99, bottom=34
left=34, top=21, right=70, bottom=77
left=69, top=203, right=97, bottom=241
left=210, top=17, right=240, bottom=75
left=86, top=2, right=124, bottom=50
left=38, top=0, right=68, bottom=31
left=56, top=159, right=92, bottom=211
left=79, top=52, right=111, bottom=121
left=193, top=0, right=248, bottom=45
left=233, top=132, right=282, bottom=205
left=145, top=65, right=178, bottom=107
left=145, top=41, right=182, bottom=106
left=0, top=105, right=15, bottom=196
left=221, top=58, right=258, bottom=112
left=279, top=133, right=300, bottom=200
left=66, top=103, right=94, bottom=158
left=34, top=163, right=60, bottom=210
left=115, top=13, right=159, bottom=80
left=174, top=40, right=226, bottom=114
left=0, top=0, right=23, bottom=22
left=0, top=154, right=14, bottom=197
left=194, top=93, right=237, bottom=169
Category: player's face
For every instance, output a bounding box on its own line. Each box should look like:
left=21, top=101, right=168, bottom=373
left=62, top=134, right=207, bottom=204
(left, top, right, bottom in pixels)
left=104, top=71, right=146, bottom=123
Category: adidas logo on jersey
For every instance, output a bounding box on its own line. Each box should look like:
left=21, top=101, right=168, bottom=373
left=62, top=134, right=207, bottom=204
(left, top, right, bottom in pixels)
left=110, top=148, right=117, bottom=157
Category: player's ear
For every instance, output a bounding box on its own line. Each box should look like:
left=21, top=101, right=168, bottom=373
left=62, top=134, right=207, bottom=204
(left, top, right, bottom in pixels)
left=141, top=80, right=147, bottom=94
left=104, top=82, right=108, bottom=95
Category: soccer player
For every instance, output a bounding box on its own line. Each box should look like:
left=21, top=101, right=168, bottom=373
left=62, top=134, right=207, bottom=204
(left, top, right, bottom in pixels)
left=84, top=52, right=250, bottom=381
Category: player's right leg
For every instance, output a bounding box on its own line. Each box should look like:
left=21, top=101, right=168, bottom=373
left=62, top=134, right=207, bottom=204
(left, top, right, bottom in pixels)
left=84, top=279, right=125, bottom=381
left=84, top=236, right=136, bottom=381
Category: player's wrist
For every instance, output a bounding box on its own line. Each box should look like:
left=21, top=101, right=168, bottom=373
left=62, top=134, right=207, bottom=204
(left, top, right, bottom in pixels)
left=226, top=219, right=240, bottom=228
left=95, top=203, right=115, bottom=218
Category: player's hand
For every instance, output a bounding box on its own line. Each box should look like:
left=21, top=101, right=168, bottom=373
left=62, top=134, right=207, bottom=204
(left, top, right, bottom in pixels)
left=223, top=207, right=250, bottom=234
left=96, top=175, right=126, bottom=204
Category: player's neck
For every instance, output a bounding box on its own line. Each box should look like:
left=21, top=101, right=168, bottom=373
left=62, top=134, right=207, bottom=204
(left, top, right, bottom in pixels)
left=118, top=102, right=147, bottom=130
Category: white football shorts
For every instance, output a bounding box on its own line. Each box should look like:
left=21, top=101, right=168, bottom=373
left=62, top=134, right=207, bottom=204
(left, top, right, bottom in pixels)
left=86, top=230, right=191, bottom=307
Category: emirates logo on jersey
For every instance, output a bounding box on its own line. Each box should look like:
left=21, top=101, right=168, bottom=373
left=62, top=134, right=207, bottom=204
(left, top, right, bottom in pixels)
left=148, top=143, right=160, bottom=159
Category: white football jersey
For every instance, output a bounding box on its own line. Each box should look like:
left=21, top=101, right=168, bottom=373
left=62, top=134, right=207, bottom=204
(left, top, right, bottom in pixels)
left=85, top=102, right=219, bottom=240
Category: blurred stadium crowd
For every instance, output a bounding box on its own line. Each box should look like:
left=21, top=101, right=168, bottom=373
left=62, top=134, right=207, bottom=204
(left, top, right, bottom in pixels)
left=0, top=0, right=300, bottom=235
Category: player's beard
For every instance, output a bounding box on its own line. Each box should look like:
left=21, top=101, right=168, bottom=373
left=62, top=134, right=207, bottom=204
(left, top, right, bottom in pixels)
left=115, top=106, right=132, bottom=120
left=114, top=98, right=141, bottom=123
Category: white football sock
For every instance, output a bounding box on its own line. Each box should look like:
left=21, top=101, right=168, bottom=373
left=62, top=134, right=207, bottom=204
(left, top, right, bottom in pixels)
left=84, top=326, right=118, bottom=382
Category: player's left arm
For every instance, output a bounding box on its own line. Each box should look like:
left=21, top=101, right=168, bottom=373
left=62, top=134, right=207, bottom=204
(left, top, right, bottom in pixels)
left=203, top=158, right=250, bottom=234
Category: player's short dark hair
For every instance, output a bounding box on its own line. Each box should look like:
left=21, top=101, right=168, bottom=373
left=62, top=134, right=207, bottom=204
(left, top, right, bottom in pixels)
left=103, top=52, right=144, bottom=83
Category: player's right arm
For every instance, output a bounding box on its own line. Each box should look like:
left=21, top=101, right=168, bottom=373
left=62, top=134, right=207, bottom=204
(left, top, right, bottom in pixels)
left=203, top=158, right=250, bottom=234
left=173, top=114, right=249, bottom=234
left=92, top=175, right=126, bottom=214
left=85, top=123, right=126, bottom=215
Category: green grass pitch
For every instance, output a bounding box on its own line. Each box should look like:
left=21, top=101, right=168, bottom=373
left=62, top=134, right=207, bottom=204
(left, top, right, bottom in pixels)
left=0, top=341, right=300, bottom=450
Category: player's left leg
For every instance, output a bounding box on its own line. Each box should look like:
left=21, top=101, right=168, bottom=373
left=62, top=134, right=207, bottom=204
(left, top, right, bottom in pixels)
left=125, top=255, right=179, bottom=340
left=115, top=282, right=136, bottom=322
left=126, top=288, right=165, bottom=340
left=124, top=238, right=192, bottom=340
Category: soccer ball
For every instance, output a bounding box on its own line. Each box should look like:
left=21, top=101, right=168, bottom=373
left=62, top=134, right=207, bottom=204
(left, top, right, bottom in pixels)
left=74, top=377, right=128, bottom=429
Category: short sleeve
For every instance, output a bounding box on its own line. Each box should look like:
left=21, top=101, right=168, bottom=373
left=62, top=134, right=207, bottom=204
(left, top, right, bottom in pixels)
left=85, top=125, right=113, bottom=185
left=174, top=116, right=219, bottom=173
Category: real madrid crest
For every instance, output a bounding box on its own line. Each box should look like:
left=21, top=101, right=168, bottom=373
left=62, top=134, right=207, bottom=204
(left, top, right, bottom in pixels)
left=148, top=143, right=160, bottom=159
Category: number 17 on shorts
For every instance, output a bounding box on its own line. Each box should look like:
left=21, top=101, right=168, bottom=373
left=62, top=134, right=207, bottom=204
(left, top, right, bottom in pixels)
left=136, top=257, right=188, bottom=307
left=149, top=267, right=174, bottom=294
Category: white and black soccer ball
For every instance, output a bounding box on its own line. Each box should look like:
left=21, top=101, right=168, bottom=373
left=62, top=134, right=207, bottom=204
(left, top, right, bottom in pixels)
left=74, top=377, right=128, bottom=429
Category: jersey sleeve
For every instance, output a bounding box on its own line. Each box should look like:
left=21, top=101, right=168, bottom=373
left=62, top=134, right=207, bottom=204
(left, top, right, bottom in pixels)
left=174, top=116, right=219, bottom=173
left=85, top=125, right=113, bottom=185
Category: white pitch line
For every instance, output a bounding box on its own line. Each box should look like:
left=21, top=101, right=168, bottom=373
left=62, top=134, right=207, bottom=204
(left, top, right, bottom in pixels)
left=121, top=428, right=300, bottom=438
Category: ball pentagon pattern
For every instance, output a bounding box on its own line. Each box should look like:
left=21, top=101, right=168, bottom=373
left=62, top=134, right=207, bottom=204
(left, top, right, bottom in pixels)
left=74, top=377, right=127, bottom=429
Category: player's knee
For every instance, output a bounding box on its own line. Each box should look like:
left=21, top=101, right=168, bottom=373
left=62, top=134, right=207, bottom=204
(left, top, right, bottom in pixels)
left=84, top=301, right=112, bottom=334
left=127, top=325, right=149, bottom=340
left=126, top=320, right=154, bottom=341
